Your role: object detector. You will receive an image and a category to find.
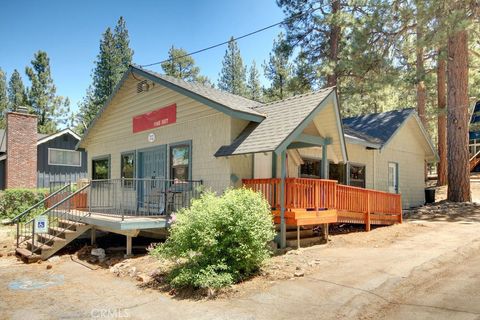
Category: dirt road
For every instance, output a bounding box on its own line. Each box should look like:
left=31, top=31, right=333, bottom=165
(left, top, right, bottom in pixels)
left=2, top=193, right=480, bottom=319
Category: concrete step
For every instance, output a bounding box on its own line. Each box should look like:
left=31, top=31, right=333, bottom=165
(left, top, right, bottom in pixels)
left=15, top=248, right=41, bottom=263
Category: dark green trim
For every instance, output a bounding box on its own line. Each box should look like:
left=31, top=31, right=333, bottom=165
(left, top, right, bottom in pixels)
left=279, top=150, right=287, bottom=249
left=91, top=154, right=111, bottom=180
left=295, top=134, right=331, bottom=146
left=131, top=66, right=265, bottom=123
left=271, top=152, right=277, bottom=178
left=168, top=140, right=193, bottom=180
left=136, top=145, right=168, bottom=179
left=321, top=144, right=329, bottom=179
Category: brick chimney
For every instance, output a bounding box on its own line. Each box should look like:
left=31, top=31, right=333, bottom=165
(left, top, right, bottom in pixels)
left=6, top=107, right=38, bottom=189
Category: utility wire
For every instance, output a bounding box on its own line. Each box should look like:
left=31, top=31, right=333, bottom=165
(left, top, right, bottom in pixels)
left=139, top=12, right=305, bottom=68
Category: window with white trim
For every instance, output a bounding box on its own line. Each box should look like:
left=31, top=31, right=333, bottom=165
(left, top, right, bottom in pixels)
left=48, top=148, right=81, bottom=167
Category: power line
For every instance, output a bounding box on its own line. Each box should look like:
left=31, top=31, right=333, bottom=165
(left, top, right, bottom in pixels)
left=139, top=13, right=305, bottom=68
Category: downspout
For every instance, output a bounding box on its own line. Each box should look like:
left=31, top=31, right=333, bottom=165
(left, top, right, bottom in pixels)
left=372, top=149, right=376, bottom=189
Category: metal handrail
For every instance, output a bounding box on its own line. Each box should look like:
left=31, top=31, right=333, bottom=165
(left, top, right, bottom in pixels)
left=24, top=183, right=91, bottom=225
left=11, top=184, right=71, bottom=223
left=26, top=183, right=91, bottom=254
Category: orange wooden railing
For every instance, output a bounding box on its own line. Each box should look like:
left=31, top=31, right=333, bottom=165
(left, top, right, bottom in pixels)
left=45, top=192, right=88, bottom=209
left=243, top=177, right=402, bottom=229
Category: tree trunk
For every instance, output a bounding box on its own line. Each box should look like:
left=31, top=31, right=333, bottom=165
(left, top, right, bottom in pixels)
left=326, top=0, right=340, bottom=88
left=416, top=19, right=427, bottom=127
left=437, top=50, right=447, bottom=186
left=447, top=29, right=470, bottom=202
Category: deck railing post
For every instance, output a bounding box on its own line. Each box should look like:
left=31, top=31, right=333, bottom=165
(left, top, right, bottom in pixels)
left=366, top=191, right=371, bottom=232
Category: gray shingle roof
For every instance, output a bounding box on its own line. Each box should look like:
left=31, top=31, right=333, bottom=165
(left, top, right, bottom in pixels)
left=342, top=108, right=415, bottom=147
left=133, top=66, right=264, bottom=118
left=215, top=88, right=334, bottom=156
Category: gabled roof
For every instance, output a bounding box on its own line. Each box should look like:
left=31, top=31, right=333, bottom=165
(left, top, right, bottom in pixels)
left=215, top=88, right=336, bottom=156
left=0, top=128, right=79, bottom=154
left=78, top=65, right=267, bottom=148
left=342, top=108, right=415, bottom=148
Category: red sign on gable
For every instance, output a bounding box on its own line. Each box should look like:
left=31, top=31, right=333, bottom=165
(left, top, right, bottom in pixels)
left=132, top=104, right=177, bottom=133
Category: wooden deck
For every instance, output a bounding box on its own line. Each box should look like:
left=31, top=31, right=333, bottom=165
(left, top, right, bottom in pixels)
left=243, top=178, right=402, bottom=231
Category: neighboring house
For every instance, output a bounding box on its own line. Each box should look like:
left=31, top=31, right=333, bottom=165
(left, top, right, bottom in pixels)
left=469, top=101, right=480, bottom=171
left=0, top=109, right=87, bottom=190
left=78, top=65, right=436, bottom=209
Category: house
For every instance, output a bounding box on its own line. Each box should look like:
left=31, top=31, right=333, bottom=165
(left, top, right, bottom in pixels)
left=469, top=100, right=480, bottom=171
left=0, top=108, right=87, bottom=190
left=14, top=65, right=437, bottom=260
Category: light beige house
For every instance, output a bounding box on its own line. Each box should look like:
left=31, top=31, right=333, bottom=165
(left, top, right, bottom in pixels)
left=78, top=65, right=436, bottom=210
left=14, top=65, right=439, bottom=261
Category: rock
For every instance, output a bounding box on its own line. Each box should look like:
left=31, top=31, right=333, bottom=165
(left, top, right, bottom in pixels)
left=3, top=245, right=7, bottom=248
left=128, top=267, right=137, bottom=277
left=1, top=219, right=11, bottom=225
left=91, top=248, right=106, bottom=260
left=0, top=253, right=3, bottom=258
left=46, top=264, right=53, bottom=270
left=136, top=274, right=152, bottom=283
left=296, top=266, right=301, bottom=270
left=37, top=259, right=42, bottom=264
left=294, top=270, right=305, bottom=277
left=7, top=251, right=14, bottom=257
left=48, top=256, right=60, bottom=262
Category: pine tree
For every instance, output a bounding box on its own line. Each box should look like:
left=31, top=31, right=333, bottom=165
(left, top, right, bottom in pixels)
left=7, top=69, right=27, bottom=111
left=0, top=68, right=7, bottom=128
left=161, top=46, right=201, bottom=82
left=77, top=17, right=133, bottom=131
left=263, top=33, right=293, bottom=101
left=246, top=61, right=262, bottom=102
left=288, top=52, right=313, bottom=95
left=25, top=50, right=70, bottom=134
left=218, top=37, right=247, bottom=95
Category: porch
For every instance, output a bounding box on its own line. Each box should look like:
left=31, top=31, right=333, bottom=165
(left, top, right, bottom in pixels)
left=243, top=177, right=402, bottom=244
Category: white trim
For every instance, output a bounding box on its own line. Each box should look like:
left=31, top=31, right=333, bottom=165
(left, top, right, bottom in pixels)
left=37, top=128, right=81, bottom=146
left=344, top=134, right=381, bottom=149
left=48, top=148, right=82, bottom=167
left=332, top=91, right=349, bottom=163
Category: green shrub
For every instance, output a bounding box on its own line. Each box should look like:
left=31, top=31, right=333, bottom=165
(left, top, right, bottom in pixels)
left=0, top=188, right=48, bottom=221
left=150, top=188, right=275, bottom=290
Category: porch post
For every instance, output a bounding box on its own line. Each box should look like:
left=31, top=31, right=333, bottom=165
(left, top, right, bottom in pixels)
left=321, top=143, right=329, bottom=179
left=279, top=150, right=287, bottom=249
left=125, top=235, right=132, bottom=257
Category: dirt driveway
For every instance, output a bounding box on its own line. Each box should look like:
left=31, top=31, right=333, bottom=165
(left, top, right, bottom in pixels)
left=2, top=186, right=480, bottom=319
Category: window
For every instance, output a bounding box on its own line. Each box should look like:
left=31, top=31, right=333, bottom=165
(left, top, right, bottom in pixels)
left=300, top=159, right=320, bottom=178
left=349, top=164, right=366, bottom=188
left=121, top=152, right=135, bottom=187
left=48, top=148, right=81, bottom=167
left=92, top=157, right=110, bottom=180
left=329, top=163, right=346, bottom=184
left=170, top=144, right=190, bottom=180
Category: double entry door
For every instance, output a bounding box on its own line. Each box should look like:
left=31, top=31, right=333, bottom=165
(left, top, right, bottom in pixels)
left=137, top=145, right=167, bottom=215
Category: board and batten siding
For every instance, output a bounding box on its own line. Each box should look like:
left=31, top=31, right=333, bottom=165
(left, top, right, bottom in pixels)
left=37, top=133, right=87, bottom=188
left=81, top=74, right=241, bottom=194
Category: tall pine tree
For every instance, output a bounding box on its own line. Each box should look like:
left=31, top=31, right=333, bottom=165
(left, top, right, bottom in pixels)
left=218, top=37, right=247, bottom=95
left=7, top=69, right=27, bottom=111
left=25, top=50, right=70, bottom=134
left=263, top=33, right=293, bottom=101
left=246, top=61, right=263, bottom=102
left=161, top=46, right=201, bottom=82
left=0, top=68, right=7, bottom=128
left=77, top=17, right=133, bottom=131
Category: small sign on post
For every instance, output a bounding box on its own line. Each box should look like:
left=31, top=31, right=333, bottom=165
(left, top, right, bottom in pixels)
left=34, top=216, right=48, bottom=234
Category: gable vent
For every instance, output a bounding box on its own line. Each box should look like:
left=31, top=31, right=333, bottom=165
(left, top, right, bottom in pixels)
left=137, top=80, right=150, bottom=93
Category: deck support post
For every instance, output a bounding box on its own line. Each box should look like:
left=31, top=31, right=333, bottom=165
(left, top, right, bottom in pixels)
left=297, top=225, right=300, bottom=249
left=125, top=235, right=133, bottom=257
left=91, top=227, right=96, bottom=245
left=279, top=150, right=287, bottom=249
left=321, top=143, right=329, bottom=179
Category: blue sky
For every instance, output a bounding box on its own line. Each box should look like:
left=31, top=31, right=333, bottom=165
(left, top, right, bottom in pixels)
left=0, top=0, right=284, bottom=112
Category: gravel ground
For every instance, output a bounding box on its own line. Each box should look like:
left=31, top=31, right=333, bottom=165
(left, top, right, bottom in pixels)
left=1, top=183, right=480, bottom=319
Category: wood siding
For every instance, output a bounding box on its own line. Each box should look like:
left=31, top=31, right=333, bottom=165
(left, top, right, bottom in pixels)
left=37, top=133, right=87, bottom=188
left=80, top=74, right=238, bottom=194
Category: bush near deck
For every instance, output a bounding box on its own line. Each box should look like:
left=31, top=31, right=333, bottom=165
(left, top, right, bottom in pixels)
left=0, top=189, right=48, bottom=220
left=151, top=188, right=275, bottom=290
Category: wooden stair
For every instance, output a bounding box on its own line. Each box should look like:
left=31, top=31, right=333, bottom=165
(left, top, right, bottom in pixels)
left=16, top=219, right=91, bottom=262
left=471, top=156, right=480, bottom=171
